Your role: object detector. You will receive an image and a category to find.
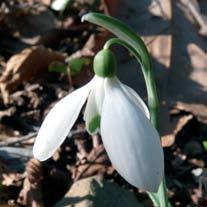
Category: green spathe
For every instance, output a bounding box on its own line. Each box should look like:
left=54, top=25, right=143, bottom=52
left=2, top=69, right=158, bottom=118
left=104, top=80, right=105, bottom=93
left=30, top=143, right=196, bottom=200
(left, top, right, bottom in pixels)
left=93, top=49, right=117, bottom=77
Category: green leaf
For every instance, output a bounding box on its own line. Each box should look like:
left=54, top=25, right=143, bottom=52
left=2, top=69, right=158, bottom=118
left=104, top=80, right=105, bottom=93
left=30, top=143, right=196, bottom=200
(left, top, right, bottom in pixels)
left=68, top=57, right=90, bottom=75
left=148, top=180, right=172, bottom=207
left=49, top=61, right=68, bottom=74
left=48, top=57, right=90, bottom=76
left=202, top=140, right=207, bottom=151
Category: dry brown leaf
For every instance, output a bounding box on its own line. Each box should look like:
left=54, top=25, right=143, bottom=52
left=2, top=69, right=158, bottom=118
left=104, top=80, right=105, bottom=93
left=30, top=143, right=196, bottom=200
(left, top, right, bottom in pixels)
left=68, top=33, right=109, bottom=60
left=17, top=159, right=44, bottom=207
left=4, top=6, right=56, bottom=40
left=161, top=112, right=194, bottom=147
left=18, top=158, right=70, bottom=207
left=187, top=43, right=207, bottom=87
left=174, top=102, right=207, bottom=124
left=72, top=145, right=113, bottom=181
left=41, top=0, right=52, bottom=6
left=0, top=45, right=66, bottom=104
left=101, top=0, right=119, bottom=16
left=166, top=1, right=207, bottom=120
left=143, top=35, right=172, bottom=68
left=148, top=0, right=172, bottom=20
left=2, top=173, right=24, bottom=186
left=0, top=107, right=16, bottom=121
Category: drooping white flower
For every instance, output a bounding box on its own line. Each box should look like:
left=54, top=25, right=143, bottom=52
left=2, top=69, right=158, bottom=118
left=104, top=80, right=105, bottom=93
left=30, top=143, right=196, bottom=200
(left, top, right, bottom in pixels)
left=33, top=49, right=164, bottom=192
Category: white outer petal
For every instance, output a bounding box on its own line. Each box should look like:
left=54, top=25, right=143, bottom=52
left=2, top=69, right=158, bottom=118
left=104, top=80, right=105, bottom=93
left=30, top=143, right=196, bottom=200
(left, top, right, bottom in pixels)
left=33, top=78, right=95, bottom=161
left=120, top=83, right=150, bottom=119
left=101, top=78, right=164, bottom=192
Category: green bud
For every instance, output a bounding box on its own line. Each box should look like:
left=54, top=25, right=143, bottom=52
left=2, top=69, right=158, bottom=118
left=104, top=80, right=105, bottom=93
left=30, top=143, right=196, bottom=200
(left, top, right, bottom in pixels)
left=93, top=49, right=117, bottom=77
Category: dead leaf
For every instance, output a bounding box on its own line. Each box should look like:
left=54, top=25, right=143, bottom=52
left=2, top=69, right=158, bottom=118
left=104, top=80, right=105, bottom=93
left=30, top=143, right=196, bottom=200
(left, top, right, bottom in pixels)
left=0, top=45, right=66, bottom=104
left=175, top=102, right=207, bottom=124
left=17, top=159, right=44, bottom=207
left=72, top=145, right=113, bottom=181
left=161, top=112, right=194, bottom=147
left=166, top=1, right=207, bottom=121
left=188, top=158, right=205, bottom=168
left=41, top=0, right=52, bottom=6
left=101, top=0, right=119, bottom=16
left=187, top=43, right=207, bottom=87
left=4, top=6, right=56, bottom=40
left=148, top=0, right=172, bottom=20
left=0, top=107, right=16, bottom=121
left=143, top=35, right=172, bottom=68
left=2, top=173, right=24, bottom=187
left=68, top=33, right=109, bottom=60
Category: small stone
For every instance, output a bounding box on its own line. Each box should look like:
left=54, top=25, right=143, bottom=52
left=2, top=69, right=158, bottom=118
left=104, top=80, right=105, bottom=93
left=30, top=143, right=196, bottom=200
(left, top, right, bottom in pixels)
left=54, top=176, right=143, bottom=207
left=192, top=168, right=203, bottom=177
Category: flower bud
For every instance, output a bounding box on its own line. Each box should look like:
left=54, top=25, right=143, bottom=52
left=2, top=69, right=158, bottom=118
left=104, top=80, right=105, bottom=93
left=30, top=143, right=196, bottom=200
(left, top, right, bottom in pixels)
left=93, top=49, right=117, bottom=77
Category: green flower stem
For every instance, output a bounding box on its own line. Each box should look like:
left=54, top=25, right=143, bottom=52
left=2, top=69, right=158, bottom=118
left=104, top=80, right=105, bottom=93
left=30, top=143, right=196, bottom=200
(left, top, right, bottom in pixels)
left=82, top=12, right=171, bottom=207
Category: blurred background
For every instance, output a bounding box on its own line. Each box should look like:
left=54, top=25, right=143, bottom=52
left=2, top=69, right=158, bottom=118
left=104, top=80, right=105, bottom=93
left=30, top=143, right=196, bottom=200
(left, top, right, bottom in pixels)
left=0, top=0, right=207, bottom=206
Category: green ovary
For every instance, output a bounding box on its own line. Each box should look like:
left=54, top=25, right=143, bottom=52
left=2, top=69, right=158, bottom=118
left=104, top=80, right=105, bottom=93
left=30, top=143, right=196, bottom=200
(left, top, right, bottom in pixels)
left=93, top=49, right=117, bottom=77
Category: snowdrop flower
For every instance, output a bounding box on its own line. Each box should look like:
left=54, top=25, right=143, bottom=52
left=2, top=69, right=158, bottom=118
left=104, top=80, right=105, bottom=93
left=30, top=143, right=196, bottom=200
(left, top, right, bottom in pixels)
left=33, top=49, right=164, bottom=192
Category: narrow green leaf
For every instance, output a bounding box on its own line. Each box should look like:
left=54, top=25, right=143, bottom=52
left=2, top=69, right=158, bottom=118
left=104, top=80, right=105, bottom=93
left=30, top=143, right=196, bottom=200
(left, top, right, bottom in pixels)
left=202, top=140, right=207, bottom=151
left=48, top=62, right=68, bottom=74
left=148, top=193, right=160, bottom=207
left=48, top=57, right=90, bottom=75
left=148, top=180, right=172, bottom=207
left=68, top=57, right=90, bottom=75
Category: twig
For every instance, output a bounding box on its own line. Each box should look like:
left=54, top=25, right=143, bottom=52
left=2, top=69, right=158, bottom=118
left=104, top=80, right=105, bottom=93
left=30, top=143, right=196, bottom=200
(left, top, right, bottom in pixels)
left=74, top=145, right=106, bottom=182
left=0, top=128, right=87, bottom=147
left=0, top=132, right=37, bottom=147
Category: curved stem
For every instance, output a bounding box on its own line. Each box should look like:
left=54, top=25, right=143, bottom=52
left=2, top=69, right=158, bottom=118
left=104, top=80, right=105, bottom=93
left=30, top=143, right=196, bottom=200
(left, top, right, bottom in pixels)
left=104, top=38, right=141, bottom=61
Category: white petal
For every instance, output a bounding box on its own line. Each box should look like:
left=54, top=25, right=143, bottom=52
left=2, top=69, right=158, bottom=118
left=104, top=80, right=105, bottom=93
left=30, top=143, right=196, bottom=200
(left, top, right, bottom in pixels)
left=113, top=77, right=150, bottom=119
left=84, top=76, right=105, bottom=134
left=33, top=79, right=94, bottom=161
left=120, top=83, right=150, bottom=119
left=100, top=78, right=164, bottom=192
